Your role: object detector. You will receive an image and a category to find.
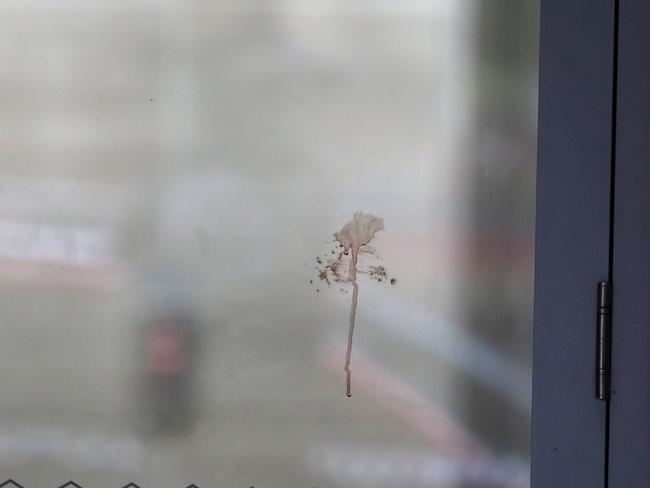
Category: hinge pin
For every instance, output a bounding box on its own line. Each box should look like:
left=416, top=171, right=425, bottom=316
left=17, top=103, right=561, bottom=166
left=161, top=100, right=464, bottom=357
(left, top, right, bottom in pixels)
left=597, top=281, right=612, bottom=400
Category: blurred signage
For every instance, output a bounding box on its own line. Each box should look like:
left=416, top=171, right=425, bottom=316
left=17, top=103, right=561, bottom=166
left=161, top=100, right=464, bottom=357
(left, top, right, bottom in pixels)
left=0, top=220, right=123, bottom=290
left=0, top=220, right=114, bottom=267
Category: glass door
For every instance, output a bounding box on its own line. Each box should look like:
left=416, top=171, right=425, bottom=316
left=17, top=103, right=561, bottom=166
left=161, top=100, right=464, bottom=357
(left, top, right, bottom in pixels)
left=0, top=1, right=551, bottom=487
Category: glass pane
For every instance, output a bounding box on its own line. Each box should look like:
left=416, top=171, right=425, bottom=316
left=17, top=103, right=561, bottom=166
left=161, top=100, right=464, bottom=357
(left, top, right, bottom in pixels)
left=0, top=1, right=538, bottom=487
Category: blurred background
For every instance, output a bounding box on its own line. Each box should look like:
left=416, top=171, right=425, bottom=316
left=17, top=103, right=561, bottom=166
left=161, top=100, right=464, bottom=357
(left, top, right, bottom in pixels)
left=0, top=0, right=538, bottom=486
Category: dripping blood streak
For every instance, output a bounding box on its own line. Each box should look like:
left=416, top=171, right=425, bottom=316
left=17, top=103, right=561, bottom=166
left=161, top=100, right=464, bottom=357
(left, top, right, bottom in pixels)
left=333, top=212, right=384, bottom=397
left=344, top=244, right=360, bottom=397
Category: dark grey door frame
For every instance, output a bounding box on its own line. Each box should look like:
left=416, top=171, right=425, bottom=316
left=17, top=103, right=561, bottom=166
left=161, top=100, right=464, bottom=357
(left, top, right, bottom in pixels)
left=531, top=1, right=618, bottom=487
left=607, top=0, right=650, bottom=486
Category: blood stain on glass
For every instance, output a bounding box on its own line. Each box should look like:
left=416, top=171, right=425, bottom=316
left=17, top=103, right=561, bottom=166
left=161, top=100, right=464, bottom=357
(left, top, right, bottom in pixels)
left=313, top=212, right=396, bottom=397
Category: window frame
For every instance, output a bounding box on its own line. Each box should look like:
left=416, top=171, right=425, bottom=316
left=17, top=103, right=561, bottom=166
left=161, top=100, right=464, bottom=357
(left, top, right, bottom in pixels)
left=531, top=0, right=617, bottom=486
left=607, top=0, right=650, bottom=486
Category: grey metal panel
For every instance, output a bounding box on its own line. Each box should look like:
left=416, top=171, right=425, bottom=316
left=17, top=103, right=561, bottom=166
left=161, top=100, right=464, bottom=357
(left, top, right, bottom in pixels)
left=531, top=1, right=616, bottom=487
left=608, top=0, right=650, bottom=485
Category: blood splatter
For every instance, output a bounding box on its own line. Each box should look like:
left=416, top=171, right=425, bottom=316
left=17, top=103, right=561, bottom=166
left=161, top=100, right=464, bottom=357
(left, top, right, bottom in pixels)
left=312, top=212, right=397, bottom=397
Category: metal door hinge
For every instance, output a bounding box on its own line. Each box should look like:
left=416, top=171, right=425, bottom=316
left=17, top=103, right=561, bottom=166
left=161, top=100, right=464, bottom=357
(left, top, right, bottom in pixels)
left=596, top=281, right=612, bottom=400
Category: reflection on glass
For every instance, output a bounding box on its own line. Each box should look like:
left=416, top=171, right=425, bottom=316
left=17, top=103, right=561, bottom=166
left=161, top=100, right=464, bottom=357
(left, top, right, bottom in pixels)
left=0, top=1, right=538, bottom=487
